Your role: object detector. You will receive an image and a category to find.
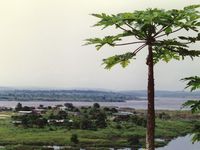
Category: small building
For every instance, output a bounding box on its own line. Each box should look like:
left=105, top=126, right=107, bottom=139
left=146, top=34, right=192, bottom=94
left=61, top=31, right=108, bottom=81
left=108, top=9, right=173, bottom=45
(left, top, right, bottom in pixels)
left=59, top=106, right=67, bottom=111
left=112, top=111, right=133, bottom=121
left=18, top=111, right=33, bottom=115
left=47, top=119, right=65, bottom=124
left=33, top=109, right=46, bottom=114
left=113, top=111, right=133, bottom=116
left=68, top=119, right=73, bottom=123
left=12, top=120, right=22, bottom=125
left=68, top=111, right=80, bottom=116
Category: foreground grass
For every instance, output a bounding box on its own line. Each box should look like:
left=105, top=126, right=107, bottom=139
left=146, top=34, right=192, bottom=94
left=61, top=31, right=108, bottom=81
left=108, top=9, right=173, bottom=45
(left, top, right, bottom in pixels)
left=0, top=110, right=199, bottom=149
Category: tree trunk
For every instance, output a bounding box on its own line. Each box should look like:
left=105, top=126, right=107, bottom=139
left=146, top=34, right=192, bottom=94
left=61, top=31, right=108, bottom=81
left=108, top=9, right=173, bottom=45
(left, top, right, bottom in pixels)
left=146, top=44, right=155, bottom=150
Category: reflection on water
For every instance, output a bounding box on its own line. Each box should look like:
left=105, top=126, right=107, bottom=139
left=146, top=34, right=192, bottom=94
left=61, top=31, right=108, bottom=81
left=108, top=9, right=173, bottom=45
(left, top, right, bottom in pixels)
left=111, top=135, right=200, bottom=150
left=156, top=135, right=200, bottom=150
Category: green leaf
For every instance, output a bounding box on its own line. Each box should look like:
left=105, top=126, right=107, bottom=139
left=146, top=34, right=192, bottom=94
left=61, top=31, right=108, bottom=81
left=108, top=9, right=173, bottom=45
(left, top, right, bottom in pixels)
left=182, top=100, right=200, bottom=113
left=153, top=47, right=180, bottom=64
left=192, top=132, right=200, bottom=143
left=184, top=4, right=200, bottom=10
left=165, top=27, right=172, bottom=35
left=103, top=52, right=135, bottom=69
left=178, top=33, right=200, bottom=43
left=153, top=38, right=200, bottom=63
left=85, top=36, right=122, bottom=50
left=181, top=76, right=200, bottom=91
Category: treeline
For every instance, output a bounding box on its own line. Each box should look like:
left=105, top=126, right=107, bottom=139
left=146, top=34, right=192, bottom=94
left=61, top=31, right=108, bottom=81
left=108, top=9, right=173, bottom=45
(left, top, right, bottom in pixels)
left=12, top=103, right=108, bottom=129
left=12, top=103, right=147, bottom=130
left=121, top=90, right=200, bottom=98
left=0, top=90, right=136, bottom=102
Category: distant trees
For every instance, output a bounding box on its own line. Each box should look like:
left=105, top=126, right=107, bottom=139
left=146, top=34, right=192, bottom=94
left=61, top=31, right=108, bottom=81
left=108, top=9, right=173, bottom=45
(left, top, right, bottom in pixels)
left=93, top=103, right=100, bottom=109
left=15, top=103, right=22, bottom=111
left=95, top=111, right=107, bottom=128
left=12, top=103, right=109, bottom=130
left=80, top=115, right=93, bottom=130
left=57, top=110, right=68, bottom=119
left=131, top=116, right=147, bottom=127
left=79, top=104, right=107, bottom=129
left=15, top=103, right=32, bottom=111
left=35, top=118, right=47, bottom=128
left=64, top=103, right=75, bottom=111
left=158, top=112, right=171, bottom=120
left=10, top=103, right=148, bottom=136
left=19, top=114, right=47, bottom=128
left=114, top=114, right=147, bottom=127
left=22, top=106, right=32, bottom=111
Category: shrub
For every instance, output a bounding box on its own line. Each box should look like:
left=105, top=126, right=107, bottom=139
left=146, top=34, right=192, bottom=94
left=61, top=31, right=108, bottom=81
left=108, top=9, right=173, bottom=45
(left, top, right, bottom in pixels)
left=70, top=134, right=79, bottom=144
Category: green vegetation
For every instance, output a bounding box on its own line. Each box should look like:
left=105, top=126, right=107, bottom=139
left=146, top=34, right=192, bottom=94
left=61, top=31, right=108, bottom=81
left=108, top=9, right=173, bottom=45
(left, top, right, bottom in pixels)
left=70, top=134, right=79, bottom=144
left=0, top=107, right=199, bottom=150
left=182, top=76, right=200, bottom=142
left=86, top=4, right=200, bottom=150
left=0, top=90, right=136, bottom=102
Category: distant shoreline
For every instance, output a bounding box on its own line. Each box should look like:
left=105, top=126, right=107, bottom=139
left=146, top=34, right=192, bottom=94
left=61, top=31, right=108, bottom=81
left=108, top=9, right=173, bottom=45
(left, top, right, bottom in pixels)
left=0, top=98, right=191, bottom=110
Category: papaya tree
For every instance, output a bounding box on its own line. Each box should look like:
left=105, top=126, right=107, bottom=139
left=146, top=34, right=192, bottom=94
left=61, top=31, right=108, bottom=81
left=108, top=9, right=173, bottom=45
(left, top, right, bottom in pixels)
left=182, top=76, right=200, bottom=142
left=85, top=5, right=200, bottom=150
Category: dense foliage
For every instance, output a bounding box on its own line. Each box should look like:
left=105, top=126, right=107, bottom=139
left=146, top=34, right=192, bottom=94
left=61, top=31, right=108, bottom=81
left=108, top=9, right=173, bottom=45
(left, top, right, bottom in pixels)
left=86, top=5, right=200, bottom=68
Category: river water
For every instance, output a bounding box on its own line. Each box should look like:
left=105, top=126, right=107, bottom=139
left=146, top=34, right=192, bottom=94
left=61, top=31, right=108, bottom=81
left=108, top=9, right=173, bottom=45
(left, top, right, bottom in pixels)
left=115, top=135, right=200, bottom=150
left=156, top=135, right=200, bottom=150
left=0, top=97, right=192, bottom=110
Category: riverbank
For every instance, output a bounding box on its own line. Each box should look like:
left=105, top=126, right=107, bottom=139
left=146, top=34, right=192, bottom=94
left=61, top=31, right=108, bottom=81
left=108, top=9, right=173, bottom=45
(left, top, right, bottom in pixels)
left=0, top=109, right=199, bottom=150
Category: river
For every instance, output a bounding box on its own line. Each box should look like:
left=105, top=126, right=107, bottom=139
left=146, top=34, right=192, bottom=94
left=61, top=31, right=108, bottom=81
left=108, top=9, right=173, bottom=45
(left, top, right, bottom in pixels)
left=156, top=135, right=200, bottom=150
left=115, top=135, right=200, bottom=150
left=0, top=97, right=191, bottom=110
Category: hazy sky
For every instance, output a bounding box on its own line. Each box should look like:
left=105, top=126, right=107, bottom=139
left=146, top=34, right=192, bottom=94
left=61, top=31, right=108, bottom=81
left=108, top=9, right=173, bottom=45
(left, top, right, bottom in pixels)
left=0, top=0, right=199, bottom=91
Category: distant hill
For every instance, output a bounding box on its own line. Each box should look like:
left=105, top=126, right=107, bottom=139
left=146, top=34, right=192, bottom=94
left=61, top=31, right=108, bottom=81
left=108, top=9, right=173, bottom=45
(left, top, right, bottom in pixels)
left=120, top=90, right=200, bottom=99
left=0, top=89, right=136, bottom=102
left=0, top=88, right=200, bottom=102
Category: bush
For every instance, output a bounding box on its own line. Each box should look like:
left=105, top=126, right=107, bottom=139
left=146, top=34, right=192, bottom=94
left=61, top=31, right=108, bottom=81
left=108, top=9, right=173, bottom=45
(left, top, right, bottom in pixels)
left=80, top=116, right=93, bottom=130
left=130, top=115, right=147, bottom=127
left=115, top=124, right=122, bottom=129
left=127, top=135, right=140, bottom=149
left=158, top=112, right=171, bottom=120
left=93, top=103, right=100, bottom=109
left=70, top=134, right=79, bottom=144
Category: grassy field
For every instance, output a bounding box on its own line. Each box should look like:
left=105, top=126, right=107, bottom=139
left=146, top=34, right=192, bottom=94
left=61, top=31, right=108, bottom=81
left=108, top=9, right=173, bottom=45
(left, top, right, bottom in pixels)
left=0, top=110, right=199, bottom=150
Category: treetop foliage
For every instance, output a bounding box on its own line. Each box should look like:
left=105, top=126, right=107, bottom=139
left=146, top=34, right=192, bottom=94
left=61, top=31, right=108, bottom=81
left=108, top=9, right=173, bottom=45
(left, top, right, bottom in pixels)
left=182, top=76, right=200, bottom=142
left=85, top=5, right=200, bottom=69
left=182, top=76, right=200, bottom=91
left=182, top=100, right=200, bottom=114
left=182, top=76, right=200, bottom=114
